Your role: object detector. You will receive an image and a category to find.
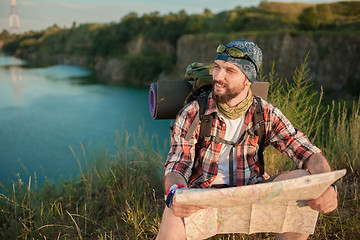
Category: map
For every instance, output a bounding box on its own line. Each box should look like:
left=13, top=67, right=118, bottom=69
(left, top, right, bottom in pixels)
left=175, top=169, right=346, bottom=240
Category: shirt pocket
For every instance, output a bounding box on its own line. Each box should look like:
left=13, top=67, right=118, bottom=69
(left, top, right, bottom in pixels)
left=239, top=133, right=260, bottom=164
left=197, top=139, right=213, bottom=165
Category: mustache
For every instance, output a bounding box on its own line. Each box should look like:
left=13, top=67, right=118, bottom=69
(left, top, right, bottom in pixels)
left=213, top=80, right=227, bottom=87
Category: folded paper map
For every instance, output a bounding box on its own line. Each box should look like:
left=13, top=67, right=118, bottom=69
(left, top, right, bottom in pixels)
left=175, top=169, right=346, bottom=240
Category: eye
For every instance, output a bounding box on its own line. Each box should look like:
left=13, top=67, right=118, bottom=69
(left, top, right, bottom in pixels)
left=226, top=68, right=235, bottom=73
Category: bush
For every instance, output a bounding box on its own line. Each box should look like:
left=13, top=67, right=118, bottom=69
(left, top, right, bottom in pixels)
left=122, top=48, right=175, bottom=86
left=298, top=7, right=319, bottom=30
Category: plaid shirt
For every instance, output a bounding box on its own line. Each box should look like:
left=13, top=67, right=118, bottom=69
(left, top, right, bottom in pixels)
left=164, top=93, right=321, bottom=188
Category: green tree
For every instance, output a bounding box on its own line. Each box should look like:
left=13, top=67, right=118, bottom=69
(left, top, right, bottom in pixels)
left=298, top=7, right=318, bottom=30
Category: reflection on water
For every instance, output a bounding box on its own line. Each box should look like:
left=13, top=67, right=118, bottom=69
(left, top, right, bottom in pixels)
left=10, top=66, right=23, bottom=102
left=34, top=64, right=94, bottom=80
left=0, top=55, right=171, bottom=187
left=0, top=55, right=25, bottom=67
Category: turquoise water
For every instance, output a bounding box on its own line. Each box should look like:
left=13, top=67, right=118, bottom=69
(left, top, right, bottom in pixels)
left=0, top=55, right=171, bottom=186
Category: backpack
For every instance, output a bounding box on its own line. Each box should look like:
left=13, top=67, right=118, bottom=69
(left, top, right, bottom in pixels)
left=181, top=62, right=214, bottom=108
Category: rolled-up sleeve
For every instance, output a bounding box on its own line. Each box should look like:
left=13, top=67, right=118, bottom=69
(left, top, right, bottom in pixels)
left=266, top=105, right=321, bottom=169
left=164, top=102, right=199, bottom=182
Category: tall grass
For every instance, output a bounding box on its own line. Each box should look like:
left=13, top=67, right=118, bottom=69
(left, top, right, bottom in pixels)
left=1, top=58, right=359, bottom=239
left=323, top=100, right=360, bottom=172
left=259, top=55, right=359, bottom=176
left=258, top=54, right=329, bottom=174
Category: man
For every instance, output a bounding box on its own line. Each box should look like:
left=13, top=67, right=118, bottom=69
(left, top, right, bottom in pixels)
left=156, top=39, right=337, bottom=240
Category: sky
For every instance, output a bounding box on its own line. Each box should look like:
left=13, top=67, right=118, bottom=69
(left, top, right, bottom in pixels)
left=0, top=0, right=349, bottom=33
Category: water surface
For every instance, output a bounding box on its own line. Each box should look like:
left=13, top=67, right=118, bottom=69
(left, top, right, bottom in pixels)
left=0, top=55, right=171, bottom=186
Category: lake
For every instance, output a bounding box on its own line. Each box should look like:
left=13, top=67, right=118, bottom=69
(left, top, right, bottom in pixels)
left=0, top=55, right=171, bottom=186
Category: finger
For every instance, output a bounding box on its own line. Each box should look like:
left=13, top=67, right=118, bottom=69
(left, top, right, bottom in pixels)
left=322, top=203, right=337, bottom=213
left=315, top=187, right=337, bottom=202
left=308, top=186, right=337, bottom=204
left=172, top=204, right=207, bottom=218
left=172, top=207, right=200, bottom=218
left=173, top=204, right=205, bottom=214
left=308, top=196, right=337, bottom=209
left=173, top=201, right=207, bottom=210
left=308, top=187, right=338, bottom=213
left=184, top=205, right=207, bottom=210
left=173, top=195, right=207, bottom=209
left=317, top=201, right=337, bottom=213
left=308, top=197, right=338, bottom=213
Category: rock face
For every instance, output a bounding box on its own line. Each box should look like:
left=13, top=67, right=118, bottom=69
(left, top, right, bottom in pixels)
left=22, top=53, right=126, bottom=85
left=176, top=33, right=360, bottom=95
left=92, top=57, right=125, bottom=84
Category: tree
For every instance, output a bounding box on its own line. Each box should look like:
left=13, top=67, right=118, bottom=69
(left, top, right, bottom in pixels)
left=298, top=7, right=318, bottom=30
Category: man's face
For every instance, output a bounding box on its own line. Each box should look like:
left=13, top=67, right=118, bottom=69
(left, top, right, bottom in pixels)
left=212, top=60, right=251, bottom=105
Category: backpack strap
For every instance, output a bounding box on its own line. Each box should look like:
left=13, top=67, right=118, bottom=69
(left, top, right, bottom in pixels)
left=253, top=96, right=266, bottom=175
left=184, top=91, right=212, bottom=142
left=183, top=91, right=214, bottom=178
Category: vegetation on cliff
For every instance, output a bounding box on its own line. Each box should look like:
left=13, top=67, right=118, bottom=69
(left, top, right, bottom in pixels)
left=0, top=1, right=359, bottom=86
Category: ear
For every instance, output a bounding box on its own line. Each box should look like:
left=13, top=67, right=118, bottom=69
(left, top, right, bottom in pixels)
left=245, top=78, right=252, bottom=87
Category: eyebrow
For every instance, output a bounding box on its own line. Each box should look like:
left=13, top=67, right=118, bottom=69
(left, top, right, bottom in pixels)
left=224, top=65, right=238, bottom=72
left=214, top=61, right=239, bottom=72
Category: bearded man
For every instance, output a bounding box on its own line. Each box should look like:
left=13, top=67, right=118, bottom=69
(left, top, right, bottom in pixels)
left=156, top=39, right=337, bottom=240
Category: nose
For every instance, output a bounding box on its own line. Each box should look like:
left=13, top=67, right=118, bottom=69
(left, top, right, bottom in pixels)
left=212, top=67, right=225, bottom=81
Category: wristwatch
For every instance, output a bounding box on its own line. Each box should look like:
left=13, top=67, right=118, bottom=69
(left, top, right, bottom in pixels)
left=331, top=183, right=337, bottom=193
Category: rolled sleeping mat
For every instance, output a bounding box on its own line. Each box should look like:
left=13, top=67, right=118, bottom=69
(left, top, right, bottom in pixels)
left=251, top=80, right=269, bottom=102
left=149, top=80, right=269, bottom=120
left=149, top=80, right=192, bottom=119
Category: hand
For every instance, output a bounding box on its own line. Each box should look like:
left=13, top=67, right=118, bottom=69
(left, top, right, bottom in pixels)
left=307, top=185, right=338, bottom=213
left=170, top=196, right=207, bottom=218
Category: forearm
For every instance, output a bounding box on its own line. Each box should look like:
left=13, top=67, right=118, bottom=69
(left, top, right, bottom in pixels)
left=164, top=172, right=188, bottom=192
left=305, top=152, right=332, bottom=174
left=305, top=153, right=338, bottom=213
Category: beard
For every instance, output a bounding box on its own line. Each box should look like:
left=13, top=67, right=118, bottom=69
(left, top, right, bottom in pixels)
left=212, top=80, right=245, bottom=104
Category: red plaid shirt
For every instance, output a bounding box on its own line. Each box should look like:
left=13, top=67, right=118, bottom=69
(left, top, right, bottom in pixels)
left=164, top=93, right=321, bottom=188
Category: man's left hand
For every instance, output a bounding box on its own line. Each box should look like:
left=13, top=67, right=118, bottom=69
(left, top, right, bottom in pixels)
left=307, top=185, right=338, bottom=213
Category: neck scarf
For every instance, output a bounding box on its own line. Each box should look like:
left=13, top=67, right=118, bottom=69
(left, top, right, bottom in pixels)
left=217, top=90, right=253, bottom=120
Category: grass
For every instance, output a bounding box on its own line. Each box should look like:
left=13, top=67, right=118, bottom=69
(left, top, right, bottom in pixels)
left=0, top=59, right=359, bottom=239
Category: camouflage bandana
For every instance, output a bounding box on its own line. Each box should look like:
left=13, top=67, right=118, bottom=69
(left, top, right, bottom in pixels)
left=217, top=89, right=253, bottom=120
left=215, top=39, right=262, bottom=83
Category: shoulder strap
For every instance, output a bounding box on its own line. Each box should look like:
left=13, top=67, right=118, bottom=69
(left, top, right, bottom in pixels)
left=253, top=96, right=266, bottom=175
left=184, top=91, right=212, bottom=142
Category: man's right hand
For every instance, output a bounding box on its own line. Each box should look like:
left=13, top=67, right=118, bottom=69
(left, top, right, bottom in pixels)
left=164, top=172, right=206, bottom=218
left=170, top=196, right=207, bottom=218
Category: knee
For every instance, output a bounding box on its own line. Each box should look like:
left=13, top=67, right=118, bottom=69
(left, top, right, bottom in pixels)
left=157, top=207, right=186, bottom=240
